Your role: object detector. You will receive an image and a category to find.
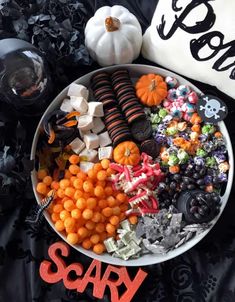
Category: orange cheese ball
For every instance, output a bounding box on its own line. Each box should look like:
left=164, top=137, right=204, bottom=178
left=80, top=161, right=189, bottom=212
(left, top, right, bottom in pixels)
left=64, top=199, right=75, bottom=211
left=36, top=182, right=48, bottom=195
left=90, top=234, right=100, bottom=245
left=85, top=220, right=95, bottom=230
left=43, top=176, right=53, bottom=186
left=86, top=197, right=97, bottom=209
left=64, top=187, right=75, bottom=198
left=95, top=223, right=105, bottom=233
left=51, top=213, right=60, bottom=222
left=82, top=209, right=93, bottom=220
left=96, top=170, right=107, bottom=181
left=82, top=238, right=92, bottom=250
left=71, top=208, right=82, bottom=219
left=37, top=169, right=48, bottom=180
left=53, top=204, right=63, bottom=213
left=101, top=159, right=110, bottom=170
left=94, top=186, right=104, bottom=197
left=55, top=220, right=65, bottom=231
left=109, top=215, right=119, bottom=226
left=83, top=180, right=94, bottom=193
left=69, top=154, right=80, bottom=165
left=69, top=164, right=80, bottom=175
left=59, top=210, right=70, bottom=221
left=59, top=179, right=70, bottom=189
left=64, top=217, right=76, bottom=229
left=76, top=198, right=87, bottom=210
left=102, top=207, right=113, bottom=217
left=93, top=243, right=105, bottom=254
left=67, top=233, right=79, bottom=245
left=77, top=227, right=89, bottom=238
left=76, top=171, right=87, bottom=181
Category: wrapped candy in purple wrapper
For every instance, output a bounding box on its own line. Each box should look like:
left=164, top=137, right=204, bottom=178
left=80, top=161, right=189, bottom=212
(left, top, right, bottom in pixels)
left=213, top=151, right=227, bottom=163
left=194, top=156, right=205, bottom=166
left=204, top=175, right=213, bottom=185
left=155, top=133, right=167, bottom=144
left=199, top=134, right=208, bottom=142
left=203, top=141, right=215, bottom=153
left=217, top=173, right=228, bottom=182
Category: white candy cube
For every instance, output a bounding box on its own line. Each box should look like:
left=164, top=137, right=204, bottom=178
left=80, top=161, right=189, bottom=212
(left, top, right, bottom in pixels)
left=77, top=115, right=93, bottom=131
left=79, top=161, right=94, bottom=173
left=98, top=147, right=113, bottom=160
left=60, top=98, right=73, bottom=112
left=84, top=133, right=99, bottom=149
left=69, top=137, right=85, bottom=154
left=92, top=118, right=105, bottom=134
left=88, top=102, right=104, bottom=117
left=70, top=96, right=88, bottom=114
left=98, top=131, right=112, bottom=147
left=67, top=83, right=89, bottom=100
left=79, top=148, right=98, bottom=162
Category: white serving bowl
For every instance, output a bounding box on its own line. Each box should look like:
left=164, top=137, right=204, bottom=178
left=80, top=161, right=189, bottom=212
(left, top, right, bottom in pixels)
left=31, top=64, right=234, bottom=266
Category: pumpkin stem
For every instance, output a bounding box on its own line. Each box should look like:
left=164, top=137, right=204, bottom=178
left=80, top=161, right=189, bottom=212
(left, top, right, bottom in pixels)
left=149, top=79, right=156, bottom=91
left=105, top=16, right=120, bottom=32
left=124, top=148, right=131, bottom=157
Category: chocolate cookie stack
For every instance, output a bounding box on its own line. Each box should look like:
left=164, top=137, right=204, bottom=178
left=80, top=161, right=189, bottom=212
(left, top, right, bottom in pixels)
left=91, top=71, right=131, bottom=146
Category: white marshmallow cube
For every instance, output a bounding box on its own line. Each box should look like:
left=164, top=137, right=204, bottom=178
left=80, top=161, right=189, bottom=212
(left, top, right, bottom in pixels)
left=70, top=96, right=88, bottom=114
left=79, top=161, right=94, bottom=173
left=69, top=137, right=85, bottom=154
left=98, top=146, right=113, bottom=160
left=92, top=118, right=105, bottom=134
left=79, top=129, right=91, bottom=139
left=88, top=102, right=104, bottom=117
left=98, top=131, right=112, bottom=147
left=79, top=148, right=98, bottom=162
left=84, top=133, right=99, bottom=149
left=67, top=83, right=89, bottom=100
left=77, top=115, right=93, bottom=131
left=60, top=98, right=73, bottom=112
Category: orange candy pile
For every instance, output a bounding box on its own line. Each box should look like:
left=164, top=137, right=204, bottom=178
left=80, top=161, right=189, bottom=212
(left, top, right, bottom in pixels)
left=36, top=156, right=129, bottom=254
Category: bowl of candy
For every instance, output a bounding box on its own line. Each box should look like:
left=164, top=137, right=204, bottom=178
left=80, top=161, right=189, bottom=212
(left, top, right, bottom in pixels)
left=31, top=64, right=233, bottom=266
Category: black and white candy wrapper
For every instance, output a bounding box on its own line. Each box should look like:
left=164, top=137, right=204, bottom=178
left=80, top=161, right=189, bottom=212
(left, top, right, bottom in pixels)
left=135, top=207, right=211, bottom=255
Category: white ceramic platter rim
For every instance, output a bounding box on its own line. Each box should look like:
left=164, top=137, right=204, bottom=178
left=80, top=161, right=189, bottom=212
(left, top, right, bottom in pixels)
left=30, top=64, right=234, bottom=266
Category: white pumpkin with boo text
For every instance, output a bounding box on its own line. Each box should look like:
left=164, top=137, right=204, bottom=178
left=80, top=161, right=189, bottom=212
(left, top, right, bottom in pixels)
left=142, top=0, right=235, bottom=99
left=85, top=5, right=142, bottom=67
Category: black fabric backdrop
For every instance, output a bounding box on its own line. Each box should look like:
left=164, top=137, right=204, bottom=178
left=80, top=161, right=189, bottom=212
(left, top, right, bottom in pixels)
left=1, top=1, right=235, bottom=301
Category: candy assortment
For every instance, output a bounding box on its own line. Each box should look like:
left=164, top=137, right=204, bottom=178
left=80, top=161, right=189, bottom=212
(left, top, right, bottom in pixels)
left=35, top=68, right=230, bottom=260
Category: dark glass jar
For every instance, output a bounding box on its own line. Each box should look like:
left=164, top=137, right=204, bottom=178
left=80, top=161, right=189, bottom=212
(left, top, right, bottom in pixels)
left=0, top=38, right=53, bottom=117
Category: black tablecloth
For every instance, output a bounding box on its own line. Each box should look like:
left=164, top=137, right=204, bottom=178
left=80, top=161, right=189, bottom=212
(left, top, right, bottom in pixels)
left=1, top=1, right=235, bottom=301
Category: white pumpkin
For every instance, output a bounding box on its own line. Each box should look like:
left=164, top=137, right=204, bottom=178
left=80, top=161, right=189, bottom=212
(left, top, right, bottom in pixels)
left=85, top=5, right=142, bottom=66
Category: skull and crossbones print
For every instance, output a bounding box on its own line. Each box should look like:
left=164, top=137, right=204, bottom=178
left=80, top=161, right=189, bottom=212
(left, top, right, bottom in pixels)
left=197, top=95, right=228, bottom=123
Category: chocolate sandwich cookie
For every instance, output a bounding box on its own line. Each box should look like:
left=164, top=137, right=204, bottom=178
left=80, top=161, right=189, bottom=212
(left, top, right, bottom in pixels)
left=93, top=86, right=113, bottom=97
left=121, top=100, right=139, bottom=112
left=118, top=94, right=138, bottom=106
left=130, top=119, right=152, bottom=142
left=111, top=69, right=129, bottom=79
left=106, top=119, right=126, bottom=130
left=92, top=80, right=111, bottom=91
left=91, top=72, right=110, bottom=83
left=109, top=125, right=130, bottom=139
left=102, top=99, right=117, bottom=108
left=113, top=131, right=132, bottom=147
left=96, top=92, right=116, bottom=103
left=128, top=112, right=146, bottom=124
left=140, top=139, right=160, bottom=159
left=116, top=86, right=135, bottom=99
